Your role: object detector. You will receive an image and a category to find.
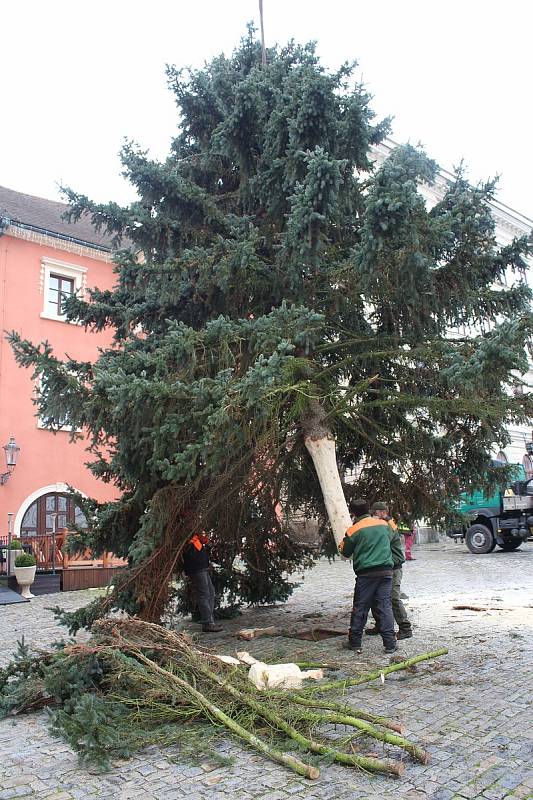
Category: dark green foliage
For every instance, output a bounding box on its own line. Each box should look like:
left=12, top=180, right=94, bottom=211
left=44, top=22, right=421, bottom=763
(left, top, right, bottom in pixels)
left=0, top=619, right=433, bottom=776
left=50, top=694, right=133, bottom=769
left=0, top=637, right=29, bottom=686
left=0, top=636, right=102, bottom=716
left=0, top=638, right=32, bottom=706
left=0, top=638, right=199, bottom=770
left=8, top=27, right=533, bottom=625
left=14, top=552, right=36, bottom=567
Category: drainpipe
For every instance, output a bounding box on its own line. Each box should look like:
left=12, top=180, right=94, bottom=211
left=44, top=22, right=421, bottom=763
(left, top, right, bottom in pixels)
left=0, top=221, right=9, bottom=419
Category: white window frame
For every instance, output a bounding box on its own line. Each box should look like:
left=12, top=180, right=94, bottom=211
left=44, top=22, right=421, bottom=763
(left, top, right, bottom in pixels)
left=40, top=257, right=87, bottom=322
left=35, top=376, right=81, bottom=433
left=37, top=413, right=76, bottom=433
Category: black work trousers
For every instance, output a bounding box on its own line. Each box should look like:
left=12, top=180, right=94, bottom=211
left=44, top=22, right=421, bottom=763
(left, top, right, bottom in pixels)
left=371, top=567, right=412, bottom=632
left=349, top=574, right=395, bottom=649
left=188, top=569, right=216, bottom=625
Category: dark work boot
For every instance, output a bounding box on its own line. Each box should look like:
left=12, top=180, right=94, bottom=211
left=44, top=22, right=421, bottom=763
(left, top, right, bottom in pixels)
left=384, top=643, right=398, bottom=654
left=342, top=638, right=362, bottom=654
left=202, top=622, right=223, bottom=633
left=365, top=626, right=381, bottom=636
left=397, top=628, right=413, bottom=640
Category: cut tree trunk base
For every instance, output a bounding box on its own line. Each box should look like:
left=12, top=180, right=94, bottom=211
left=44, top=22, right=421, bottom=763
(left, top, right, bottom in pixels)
left=304, top=434, right=352, bottom=548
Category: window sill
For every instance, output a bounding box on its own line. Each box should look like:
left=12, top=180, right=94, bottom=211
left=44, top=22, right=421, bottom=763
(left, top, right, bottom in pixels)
left=37, top=422, right=75, bottom=433
left=39, top=312, right=81, bottom=325
left=37, top=420, right=82, bottom=434
left=40, top=311, right=70, bottom=323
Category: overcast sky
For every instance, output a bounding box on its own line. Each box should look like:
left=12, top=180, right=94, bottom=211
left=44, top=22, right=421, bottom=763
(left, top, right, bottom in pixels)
left=2, top=0, right=532, bottom=219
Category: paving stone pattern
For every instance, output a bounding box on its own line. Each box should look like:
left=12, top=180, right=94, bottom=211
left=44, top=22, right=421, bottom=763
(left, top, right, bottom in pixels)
left=0, top=540, right=532, bottom=800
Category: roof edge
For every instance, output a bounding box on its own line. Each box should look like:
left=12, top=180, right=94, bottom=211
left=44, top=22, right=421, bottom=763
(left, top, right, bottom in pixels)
left=2, top=217, right=112, bottom=253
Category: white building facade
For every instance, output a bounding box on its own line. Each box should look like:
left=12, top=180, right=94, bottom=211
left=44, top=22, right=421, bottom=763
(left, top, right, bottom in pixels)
left=372, top=140, right=533, bottom=471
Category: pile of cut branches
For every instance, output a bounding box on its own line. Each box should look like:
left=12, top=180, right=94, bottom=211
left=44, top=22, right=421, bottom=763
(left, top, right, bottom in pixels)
left=0, top=619, right=446, bottom=779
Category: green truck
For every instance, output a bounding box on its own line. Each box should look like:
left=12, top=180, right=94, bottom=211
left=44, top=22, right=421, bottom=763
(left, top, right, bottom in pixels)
left=446, top=462, right=533, bottom=554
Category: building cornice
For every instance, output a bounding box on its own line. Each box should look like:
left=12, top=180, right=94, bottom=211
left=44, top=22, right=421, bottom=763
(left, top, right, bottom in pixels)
left=371, top=139, right=533, bottom=244
left=2, top=223, right=113, bottom=262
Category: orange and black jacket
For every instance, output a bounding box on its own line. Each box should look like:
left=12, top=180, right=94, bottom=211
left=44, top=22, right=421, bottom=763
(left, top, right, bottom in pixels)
left=182, top=534, right=210, bottom=576
left=340, top=514, right=393, bottom=575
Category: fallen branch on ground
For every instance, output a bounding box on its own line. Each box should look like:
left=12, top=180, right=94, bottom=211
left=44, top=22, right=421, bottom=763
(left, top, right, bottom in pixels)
left=452, top=605, right=508, bottom=612
left=0, top=618, right=439, bottom=779
left=302, top=649, right=449, bottom=694
left=284, top=695, right=406, bottom=734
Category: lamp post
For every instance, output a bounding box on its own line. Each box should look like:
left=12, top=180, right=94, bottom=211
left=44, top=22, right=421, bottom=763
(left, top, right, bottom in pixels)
left=0, top=437, right=20, bottom=485
left=7, top=512, right=14, bottom=576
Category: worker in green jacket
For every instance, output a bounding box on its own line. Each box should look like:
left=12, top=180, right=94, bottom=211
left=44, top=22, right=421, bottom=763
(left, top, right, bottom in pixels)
left=365, top=501, right=413, bottom=640
left=340, top=498, right=397, bottom=654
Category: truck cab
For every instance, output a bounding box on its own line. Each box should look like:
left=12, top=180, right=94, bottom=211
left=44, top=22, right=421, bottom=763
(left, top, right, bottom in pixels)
left=447, top=463, right=533, bottom=554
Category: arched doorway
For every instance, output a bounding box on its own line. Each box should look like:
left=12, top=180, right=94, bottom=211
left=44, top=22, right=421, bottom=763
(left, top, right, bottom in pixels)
left=14, top=484, right=88, bottom=571
left=14, top=483, right=87, bottom=538
left=20, top=492, right=87, bottom=537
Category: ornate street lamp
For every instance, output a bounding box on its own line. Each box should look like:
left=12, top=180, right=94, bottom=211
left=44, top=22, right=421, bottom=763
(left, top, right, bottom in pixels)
left=0, top=436, right=20, bottom=485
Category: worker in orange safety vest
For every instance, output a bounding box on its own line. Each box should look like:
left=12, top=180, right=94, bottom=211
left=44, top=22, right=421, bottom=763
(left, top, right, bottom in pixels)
left=182, top=533, right=223, bottom=633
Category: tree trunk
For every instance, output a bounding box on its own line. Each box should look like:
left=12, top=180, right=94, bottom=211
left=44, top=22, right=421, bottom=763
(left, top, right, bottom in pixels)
left=303, top=401, right=352, bottom=548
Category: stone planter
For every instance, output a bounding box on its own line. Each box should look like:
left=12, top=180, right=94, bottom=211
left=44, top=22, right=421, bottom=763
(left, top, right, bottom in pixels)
left=14, top=565, right=37, bottom=599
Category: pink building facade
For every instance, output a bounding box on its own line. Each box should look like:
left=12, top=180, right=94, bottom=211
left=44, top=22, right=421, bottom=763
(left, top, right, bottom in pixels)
left=0, top=186, right=117, bottom=542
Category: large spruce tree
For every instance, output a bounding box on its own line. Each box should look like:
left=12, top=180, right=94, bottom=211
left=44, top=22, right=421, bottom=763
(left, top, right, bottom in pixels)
left=10, top=28, right=533, bottom=629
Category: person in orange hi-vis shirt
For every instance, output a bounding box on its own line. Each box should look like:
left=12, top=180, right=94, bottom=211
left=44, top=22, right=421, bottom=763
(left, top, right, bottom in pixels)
left=182, top=533, right=223, bottom=633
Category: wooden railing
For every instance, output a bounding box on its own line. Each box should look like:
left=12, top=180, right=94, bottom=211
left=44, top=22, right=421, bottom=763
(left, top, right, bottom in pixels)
left=1, top=530, right=125, bottom=573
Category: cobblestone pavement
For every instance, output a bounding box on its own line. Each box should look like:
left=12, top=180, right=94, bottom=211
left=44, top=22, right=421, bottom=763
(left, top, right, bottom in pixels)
left=1, top=540, right=532, bottom=800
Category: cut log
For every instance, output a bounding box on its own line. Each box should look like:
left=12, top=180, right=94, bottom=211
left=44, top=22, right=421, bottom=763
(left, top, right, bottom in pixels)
left=237, top=626, right=281, bottom=640
left=236, top=626, right=346, bottom=641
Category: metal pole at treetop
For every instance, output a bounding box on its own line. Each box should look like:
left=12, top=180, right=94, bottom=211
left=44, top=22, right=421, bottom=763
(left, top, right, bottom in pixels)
left=259, top=0, right=267, bottom=66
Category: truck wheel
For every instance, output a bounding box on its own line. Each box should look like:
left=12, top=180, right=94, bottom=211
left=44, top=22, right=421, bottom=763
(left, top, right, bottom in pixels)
left=498, top=541, right=522, bottom=551
left=465, top=524, right=495, bottom=554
